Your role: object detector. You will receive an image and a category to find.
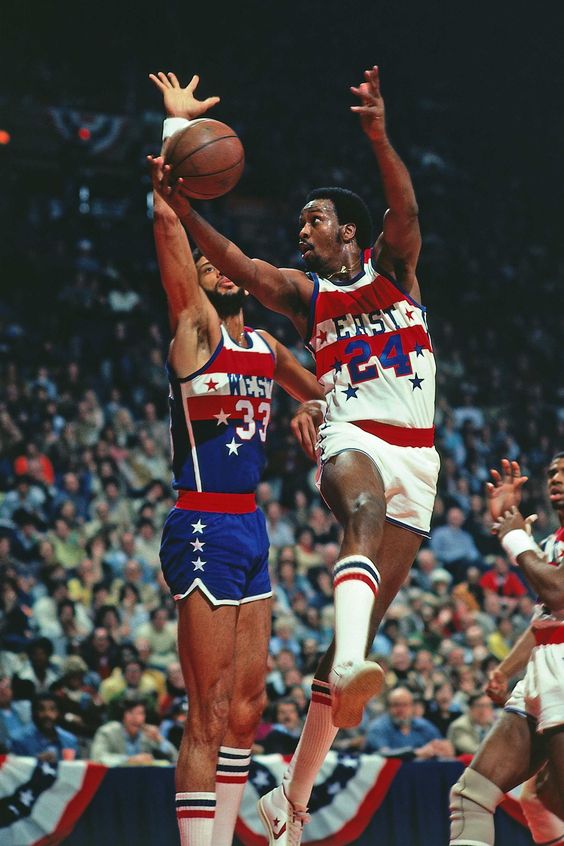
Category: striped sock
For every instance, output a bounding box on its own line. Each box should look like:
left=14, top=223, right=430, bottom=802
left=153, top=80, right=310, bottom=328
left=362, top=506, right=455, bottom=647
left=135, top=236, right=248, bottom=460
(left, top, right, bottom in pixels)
left=213, top=746, right=252, bottom=846
left=283, top=680, right=337, bottom=808
left=175, top=792, right=216, bottom=846
left=332, top=555, right=380, bottom=666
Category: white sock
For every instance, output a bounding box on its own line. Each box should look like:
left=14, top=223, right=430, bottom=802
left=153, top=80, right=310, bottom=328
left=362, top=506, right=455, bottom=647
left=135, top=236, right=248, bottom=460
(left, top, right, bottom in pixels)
left=175, top=792, right=216, bottom=846
left=213, top=746, right=251, bottom=846
left=283, top=680, right=337, bottom=808
left=332, top=555, right=380, bottom=666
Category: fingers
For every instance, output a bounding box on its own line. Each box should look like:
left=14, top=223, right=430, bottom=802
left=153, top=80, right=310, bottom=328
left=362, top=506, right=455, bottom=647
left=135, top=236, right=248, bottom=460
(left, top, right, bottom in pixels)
left=187, top=74, right=200, bottom=93
left=202, top=95, right=221, bottom=109
left=364, top=65, right=381, bottom=97
left=167, top=72, right=180, bottom=88
left=157, top=71, right=173, bottom=89
left=148, top=73, right=168, bottom=92
left=489, top=469, right=501, bottom=484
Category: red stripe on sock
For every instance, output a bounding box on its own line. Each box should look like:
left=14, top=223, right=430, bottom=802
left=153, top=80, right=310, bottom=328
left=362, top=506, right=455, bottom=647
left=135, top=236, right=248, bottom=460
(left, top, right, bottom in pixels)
left=176, top=810, right=215, bottom=819
left=311, top=692, right=332, bottom=705
left=215, top=775, right=249, bottom=783
left=333, top=571, right=379, bottom=597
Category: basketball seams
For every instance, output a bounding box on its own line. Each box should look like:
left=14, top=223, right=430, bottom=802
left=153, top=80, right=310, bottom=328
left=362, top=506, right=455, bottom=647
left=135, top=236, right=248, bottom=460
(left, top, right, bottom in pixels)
left=169, top=135, right=242, bottom=176
left=180, top=156, right=245, bottom=180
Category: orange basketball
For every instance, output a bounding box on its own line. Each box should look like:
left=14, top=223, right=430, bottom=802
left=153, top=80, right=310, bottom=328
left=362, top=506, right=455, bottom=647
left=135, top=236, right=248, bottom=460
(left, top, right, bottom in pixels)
left=164, top=119, right=245, bottom=200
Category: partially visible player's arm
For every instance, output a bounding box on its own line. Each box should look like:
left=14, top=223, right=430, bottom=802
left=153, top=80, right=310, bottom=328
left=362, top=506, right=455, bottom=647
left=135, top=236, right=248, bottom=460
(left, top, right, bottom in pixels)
left=258, top=330, right=325, bottom=460
left=159, top=182, right=310, bottom=330
left=351, top=66, right=421, bottom=291
left=151, top=163, right=214, bottom=377
left=486, top=625, right=536, bottom=705
left=496, top=508, right=564, bottom=609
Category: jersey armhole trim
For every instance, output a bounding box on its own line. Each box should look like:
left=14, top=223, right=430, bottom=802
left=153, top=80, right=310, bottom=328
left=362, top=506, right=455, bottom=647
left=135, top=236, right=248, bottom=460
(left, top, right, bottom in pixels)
left=168, top=332, right=225, bottom=384
left=370, top=245, right=427, bottom=312
left=304, top=273, right=320, bottom=353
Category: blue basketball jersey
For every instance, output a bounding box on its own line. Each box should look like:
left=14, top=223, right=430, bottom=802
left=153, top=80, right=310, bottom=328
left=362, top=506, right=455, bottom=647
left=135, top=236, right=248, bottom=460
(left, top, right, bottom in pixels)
left=167, top=325, right=275, bottom=493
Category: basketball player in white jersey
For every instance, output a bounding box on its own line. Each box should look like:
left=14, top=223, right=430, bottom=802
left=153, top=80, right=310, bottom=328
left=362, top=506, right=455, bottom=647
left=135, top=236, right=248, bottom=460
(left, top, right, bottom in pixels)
left=152, top=65, right=439, bottom=845
left=449, top=455, right=564, bottom=846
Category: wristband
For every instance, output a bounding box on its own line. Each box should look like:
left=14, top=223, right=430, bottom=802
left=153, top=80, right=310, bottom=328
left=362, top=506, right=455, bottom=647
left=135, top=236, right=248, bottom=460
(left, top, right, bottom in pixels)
left=501, top=529, right=537, bottom=559
left=162, top=117, right=191, bottom=141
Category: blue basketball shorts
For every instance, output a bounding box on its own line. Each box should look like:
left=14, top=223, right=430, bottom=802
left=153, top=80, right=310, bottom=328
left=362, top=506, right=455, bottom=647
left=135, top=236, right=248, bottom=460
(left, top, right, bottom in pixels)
left=160, top=504, right=271, bottom=606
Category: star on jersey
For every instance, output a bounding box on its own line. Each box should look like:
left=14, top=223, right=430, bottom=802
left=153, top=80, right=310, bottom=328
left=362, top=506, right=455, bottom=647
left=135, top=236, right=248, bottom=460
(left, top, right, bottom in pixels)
left=316, top=328, right=328, bottom=346
left=405, top=308, right=414, bottom=321
left=192, top=557, right=206, bottom=571
left=204, top=378, right=219, bottom=391
left=342, top=383, right=359, bottom=401
left=191, top=520, right=206, bottom=534
left=214, top=409, right=231, bottom=425
left=414, top=342, right=425, bottom=357
left=226, top=438, right=242, bottom=455
left=409, top=373, right=424, bottom=390
left=190, top=538, right=205, bottom=552
left=333, top=358, right=343, bottom=373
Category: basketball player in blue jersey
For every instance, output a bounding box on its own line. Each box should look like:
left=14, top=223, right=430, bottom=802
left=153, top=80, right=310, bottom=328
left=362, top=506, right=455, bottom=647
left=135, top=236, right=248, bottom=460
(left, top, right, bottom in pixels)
left=151, top=66, right=439, bottom=845
left=149, top=73, right=324, bottom=846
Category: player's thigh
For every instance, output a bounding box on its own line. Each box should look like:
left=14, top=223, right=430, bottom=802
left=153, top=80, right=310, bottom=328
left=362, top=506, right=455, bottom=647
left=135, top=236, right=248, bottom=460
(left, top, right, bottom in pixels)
left=545, top=728, right=564, bottom=807
left=369, top=520, right=422, bottom=633
left=232, top=597, right=272, bottom=701
left=536, top=757, right=564, bottom=818
left=470, top=712, right=545, bottom=792
left=320, top=450, right=386, bottom=546
left=177, top=589, right=238, bottom=706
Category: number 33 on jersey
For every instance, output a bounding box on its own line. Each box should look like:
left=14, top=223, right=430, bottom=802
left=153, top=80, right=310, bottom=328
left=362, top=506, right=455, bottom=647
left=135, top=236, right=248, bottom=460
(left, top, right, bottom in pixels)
left=167, top=325, right=274, bottom=494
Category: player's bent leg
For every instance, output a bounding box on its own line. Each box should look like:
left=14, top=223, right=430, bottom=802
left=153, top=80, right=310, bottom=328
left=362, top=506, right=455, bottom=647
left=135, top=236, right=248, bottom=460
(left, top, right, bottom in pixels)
left=175, top=589, right=238, bottom=846
left=520, top=769, right=564, bottom=844
left=320, top=450, right=386, bottom=727
left=449, top=712, right=542, bottom=846
left=214, top=597, right=271, bottom=846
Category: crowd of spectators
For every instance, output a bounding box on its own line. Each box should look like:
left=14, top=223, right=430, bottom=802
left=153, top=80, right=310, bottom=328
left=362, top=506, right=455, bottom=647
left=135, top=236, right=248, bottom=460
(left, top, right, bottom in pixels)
left=0, top=11, right=562, bottom=765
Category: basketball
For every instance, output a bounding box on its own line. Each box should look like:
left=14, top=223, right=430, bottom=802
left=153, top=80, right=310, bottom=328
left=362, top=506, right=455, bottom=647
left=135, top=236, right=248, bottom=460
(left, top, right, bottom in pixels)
left=164, top=119, right=245, bottom=200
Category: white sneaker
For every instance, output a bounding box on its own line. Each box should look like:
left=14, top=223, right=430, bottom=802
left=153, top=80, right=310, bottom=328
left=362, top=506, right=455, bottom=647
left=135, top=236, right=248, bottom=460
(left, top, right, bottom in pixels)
left=329, top=660, right=385, bottom=728
left=257, top=784, right=310, bottom=845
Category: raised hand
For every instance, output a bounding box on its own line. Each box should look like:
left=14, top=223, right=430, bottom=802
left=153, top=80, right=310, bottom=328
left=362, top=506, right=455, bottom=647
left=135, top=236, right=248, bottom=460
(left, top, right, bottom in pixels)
left=350, top=65, right=386, bottom=142
left=149, top=71, right=220, bottom=119
left=147, top=155, right=192, bottom=217
left=486, top=459, right=528, bottom=523
left=492, top=506, right=527, bottom=540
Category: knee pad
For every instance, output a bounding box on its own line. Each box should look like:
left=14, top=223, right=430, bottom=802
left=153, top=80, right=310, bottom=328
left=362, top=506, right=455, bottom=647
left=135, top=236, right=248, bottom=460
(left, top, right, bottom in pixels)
left=520, top=776, right=564, bottom=845
left=449, top=768, right=504, bottom=846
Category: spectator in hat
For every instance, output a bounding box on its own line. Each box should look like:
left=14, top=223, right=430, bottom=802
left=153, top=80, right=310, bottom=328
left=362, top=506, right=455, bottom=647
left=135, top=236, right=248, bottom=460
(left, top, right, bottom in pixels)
left=429, top=567, right=453, bottom=598
left=50, top=655, right=105, bottom=740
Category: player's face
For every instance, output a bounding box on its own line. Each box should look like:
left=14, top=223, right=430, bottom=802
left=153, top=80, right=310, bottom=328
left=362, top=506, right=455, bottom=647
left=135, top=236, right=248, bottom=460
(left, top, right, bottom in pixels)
left=298, top=200, right=343, bottom=271
left=547, top=457, right=564, bottom=511
left=195, top=256, right=236, bottom=296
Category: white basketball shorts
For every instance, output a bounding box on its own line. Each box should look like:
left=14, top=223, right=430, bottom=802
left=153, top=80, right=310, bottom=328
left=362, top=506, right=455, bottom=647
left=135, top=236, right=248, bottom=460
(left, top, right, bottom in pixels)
left=505, top=642, right=564, bottom=732
left=316, top=420, right=440, bottom=537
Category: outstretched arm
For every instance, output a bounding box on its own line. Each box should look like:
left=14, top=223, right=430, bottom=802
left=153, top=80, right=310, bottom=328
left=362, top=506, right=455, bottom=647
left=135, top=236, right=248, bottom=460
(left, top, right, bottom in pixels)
left=495, top=507, right=564, bottom=609
left=351, top=66, right=421, bottom=290
left=149, top=71, right=310, bottom=332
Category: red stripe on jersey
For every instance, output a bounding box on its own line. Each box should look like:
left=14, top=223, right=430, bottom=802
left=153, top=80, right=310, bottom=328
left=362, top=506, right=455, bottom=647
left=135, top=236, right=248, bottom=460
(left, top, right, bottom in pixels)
left=186, top=395, right=270, bottom=419
left=316, top=325, right=431, bottom=378
left=333, top=572, right=379, bottom=597
left=314, top=273, right=408, bottom=322
left=533, top=627, right=564, bottom=646
left=212, top=348, right=275, bottom=378
left=353, top=420, right=435, bottom=447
